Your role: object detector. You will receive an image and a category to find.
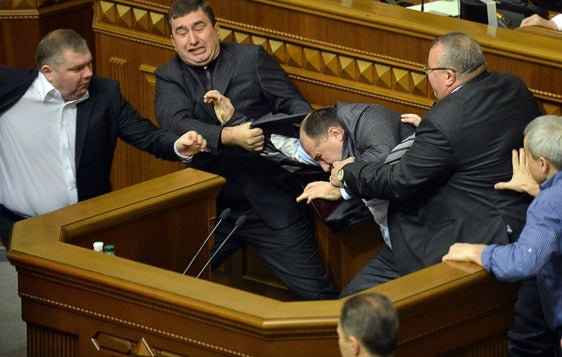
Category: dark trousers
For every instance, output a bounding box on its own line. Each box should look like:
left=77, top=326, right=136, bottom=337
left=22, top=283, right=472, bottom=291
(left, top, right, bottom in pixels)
left=0, top=204, right=26, bottom=249
left=508, top=278, right=558, bottom=356
left=558, top=328, right=562, bottom=356
left=210, top=207, right=339, bottom=301
left=339, top=246, right=400, bottom=298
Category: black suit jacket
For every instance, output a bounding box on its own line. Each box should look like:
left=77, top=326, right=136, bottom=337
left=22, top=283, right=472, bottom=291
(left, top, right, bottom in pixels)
left=0, top=66, right=180, bottom=203
left=344, top=71, right=538, bottom=274
left=154, top=43, right=312, bottom=229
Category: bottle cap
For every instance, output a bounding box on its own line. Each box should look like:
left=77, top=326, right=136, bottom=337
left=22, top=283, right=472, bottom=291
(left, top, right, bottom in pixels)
left=93, top=241, right=104, bottom=252
left=104, top=245, right=115, bottom=255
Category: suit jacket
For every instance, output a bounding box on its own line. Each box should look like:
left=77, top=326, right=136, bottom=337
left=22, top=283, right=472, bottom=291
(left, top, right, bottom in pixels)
left=154, top=43, right=312, bottom=228
left=337, top=102, right=415, bottom=163
left=343, top=71, right=538, bottom=275
left=0, top=66, right=180, bottom=203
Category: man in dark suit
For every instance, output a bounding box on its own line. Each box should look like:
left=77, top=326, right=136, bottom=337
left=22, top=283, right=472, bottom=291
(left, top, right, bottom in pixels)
left=332, top=32, right=553, bottom=356
left=0, top=29, right=207, bottom=249
left=154, top=0, right=338, bottom=300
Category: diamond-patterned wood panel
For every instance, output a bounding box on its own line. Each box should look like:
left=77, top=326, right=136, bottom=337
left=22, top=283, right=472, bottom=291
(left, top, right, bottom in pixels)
left=93, top=0, right=561, bottom=112
left=94, top=0, right=431, bottom=102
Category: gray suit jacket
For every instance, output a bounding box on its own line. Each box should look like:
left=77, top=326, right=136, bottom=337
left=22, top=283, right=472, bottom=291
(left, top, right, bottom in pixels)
left=337, top=102, right=415, bottom=163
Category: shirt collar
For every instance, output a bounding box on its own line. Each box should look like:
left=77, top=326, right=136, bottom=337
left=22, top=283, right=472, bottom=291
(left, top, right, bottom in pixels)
left=540, top=170, right=562, bottom=190
left=35, top=72, right=89, bottom=104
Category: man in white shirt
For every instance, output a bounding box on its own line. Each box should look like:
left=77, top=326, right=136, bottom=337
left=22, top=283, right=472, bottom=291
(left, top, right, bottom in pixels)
left=0, top=28, right=207, bottom=248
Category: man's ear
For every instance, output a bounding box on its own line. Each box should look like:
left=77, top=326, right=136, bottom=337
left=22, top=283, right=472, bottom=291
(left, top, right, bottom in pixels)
left=40, top=65, right=54, bottom=82
left=445, top=70, right=456, bottom=86
left=348, top=335, right=361, bottom=356
left=328, top=126, right=344, bottom=142
left=539, top=156, right=554, bottom=176
left=214, top=22, right=221, bottom=40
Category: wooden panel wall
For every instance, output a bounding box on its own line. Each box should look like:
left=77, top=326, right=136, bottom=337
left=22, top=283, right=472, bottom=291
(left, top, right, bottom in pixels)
left=0, top=0, right=94, bottom=69
left=91, top=0, right=562, bottom=189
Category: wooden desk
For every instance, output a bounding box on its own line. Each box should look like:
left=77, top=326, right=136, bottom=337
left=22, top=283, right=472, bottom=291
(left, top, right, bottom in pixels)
left=517, top=24, right=562, bottom=39
left=8, top=168, right=517, bottom=356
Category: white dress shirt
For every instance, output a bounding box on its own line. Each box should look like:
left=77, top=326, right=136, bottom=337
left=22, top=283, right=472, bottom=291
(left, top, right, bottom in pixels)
left=0, top=73, right=88, bottom=217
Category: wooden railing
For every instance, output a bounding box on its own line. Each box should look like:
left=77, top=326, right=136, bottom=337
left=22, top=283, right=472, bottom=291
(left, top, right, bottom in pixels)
left=8, top=168, right=517, bottom=356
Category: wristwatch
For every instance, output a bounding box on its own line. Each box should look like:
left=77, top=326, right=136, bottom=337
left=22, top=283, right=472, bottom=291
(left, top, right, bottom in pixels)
left=337, top=168, right=345, bottom=185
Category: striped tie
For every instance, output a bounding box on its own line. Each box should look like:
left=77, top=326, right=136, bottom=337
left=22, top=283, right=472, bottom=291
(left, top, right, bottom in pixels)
left=384, top=133, right=415, bottom=165
left=364, top=132, right=416, bottom=249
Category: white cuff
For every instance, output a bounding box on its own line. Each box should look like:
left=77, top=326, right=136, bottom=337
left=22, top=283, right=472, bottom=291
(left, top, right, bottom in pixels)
left=174, top=139, right=194, bottom=163
left=340, top=187, right=351, bottom=200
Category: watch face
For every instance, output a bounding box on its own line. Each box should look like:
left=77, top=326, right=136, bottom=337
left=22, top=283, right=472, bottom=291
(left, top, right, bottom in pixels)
left=338, top=169, right=344, bottom=181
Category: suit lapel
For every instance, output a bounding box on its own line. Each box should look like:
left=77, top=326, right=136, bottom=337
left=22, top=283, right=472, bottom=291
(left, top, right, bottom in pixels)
left=212, top=47, right=234, bottom=99
left=75, top=97, right=93, bottom=167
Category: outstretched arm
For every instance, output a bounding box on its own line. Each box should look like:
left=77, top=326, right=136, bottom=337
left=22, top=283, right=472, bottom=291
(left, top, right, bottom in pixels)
left=296, top=181, right=343, bottom=204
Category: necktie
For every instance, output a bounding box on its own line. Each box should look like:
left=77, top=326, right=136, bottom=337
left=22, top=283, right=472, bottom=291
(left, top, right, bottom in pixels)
left=384, top=133, right=415, bottom=165
left=364, top=132, right=416, bottom=249
left=204, top=66, right=212, bottom=91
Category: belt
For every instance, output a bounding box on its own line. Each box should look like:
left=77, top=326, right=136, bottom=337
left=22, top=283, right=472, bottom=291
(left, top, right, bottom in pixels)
left=0, top=204, right=27, bottom=222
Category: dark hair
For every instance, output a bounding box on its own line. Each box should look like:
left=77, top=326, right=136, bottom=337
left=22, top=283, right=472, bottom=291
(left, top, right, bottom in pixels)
left=300, top=106, right=339, bottom=142
left=168, top=0, right=216, bottom=30
left=340, top=293, right=399, bottom=357
left=36, top=29, right=89, bottom=69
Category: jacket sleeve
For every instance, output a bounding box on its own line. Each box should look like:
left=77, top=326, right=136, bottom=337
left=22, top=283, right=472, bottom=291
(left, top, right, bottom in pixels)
left=254, top=47, right=312, bottom=115
left=343, top=117, right=456, bottom=202
left=112, top=81, right=179, bottom=160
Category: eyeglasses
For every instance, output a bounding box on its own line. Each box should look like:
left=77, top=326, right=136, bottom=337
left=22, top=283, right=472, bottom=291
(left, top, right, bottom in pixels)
left=422, top=66, right=457, bottom=74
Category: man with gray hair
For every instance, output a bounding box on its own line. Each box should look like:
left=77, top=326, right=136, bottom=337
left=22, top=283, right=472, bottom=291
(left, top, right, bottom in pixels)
left=444, top=115, right=562, bottom=355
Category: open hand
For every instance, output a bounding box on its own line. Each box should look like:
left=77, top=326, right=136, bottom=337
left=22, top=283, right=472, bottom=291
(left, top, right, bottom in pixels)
left=204, top=90, right=234, bottom=125
left=494, top=148, right=539, bottom=197
left=401, top=113, right=422, bottom=127
left=296, top=181, right=343, bottom=204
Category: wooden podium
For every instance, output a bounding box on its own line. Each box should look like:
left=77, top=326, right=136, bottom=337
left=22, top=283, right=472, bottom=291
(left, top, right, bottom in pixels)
left=8, top=168, right=517, bottom=356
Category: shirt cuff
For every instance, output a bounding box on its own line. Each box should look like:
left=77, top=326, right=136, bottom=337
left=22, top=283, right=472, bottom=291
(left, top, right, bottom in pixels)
left=481, top=245, right=494, bottom=271
left=174, top=139, right=194, bottom=163
left=552, top=13, right=562, bottom=31
left=340, top=187, right=351, bottom=200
